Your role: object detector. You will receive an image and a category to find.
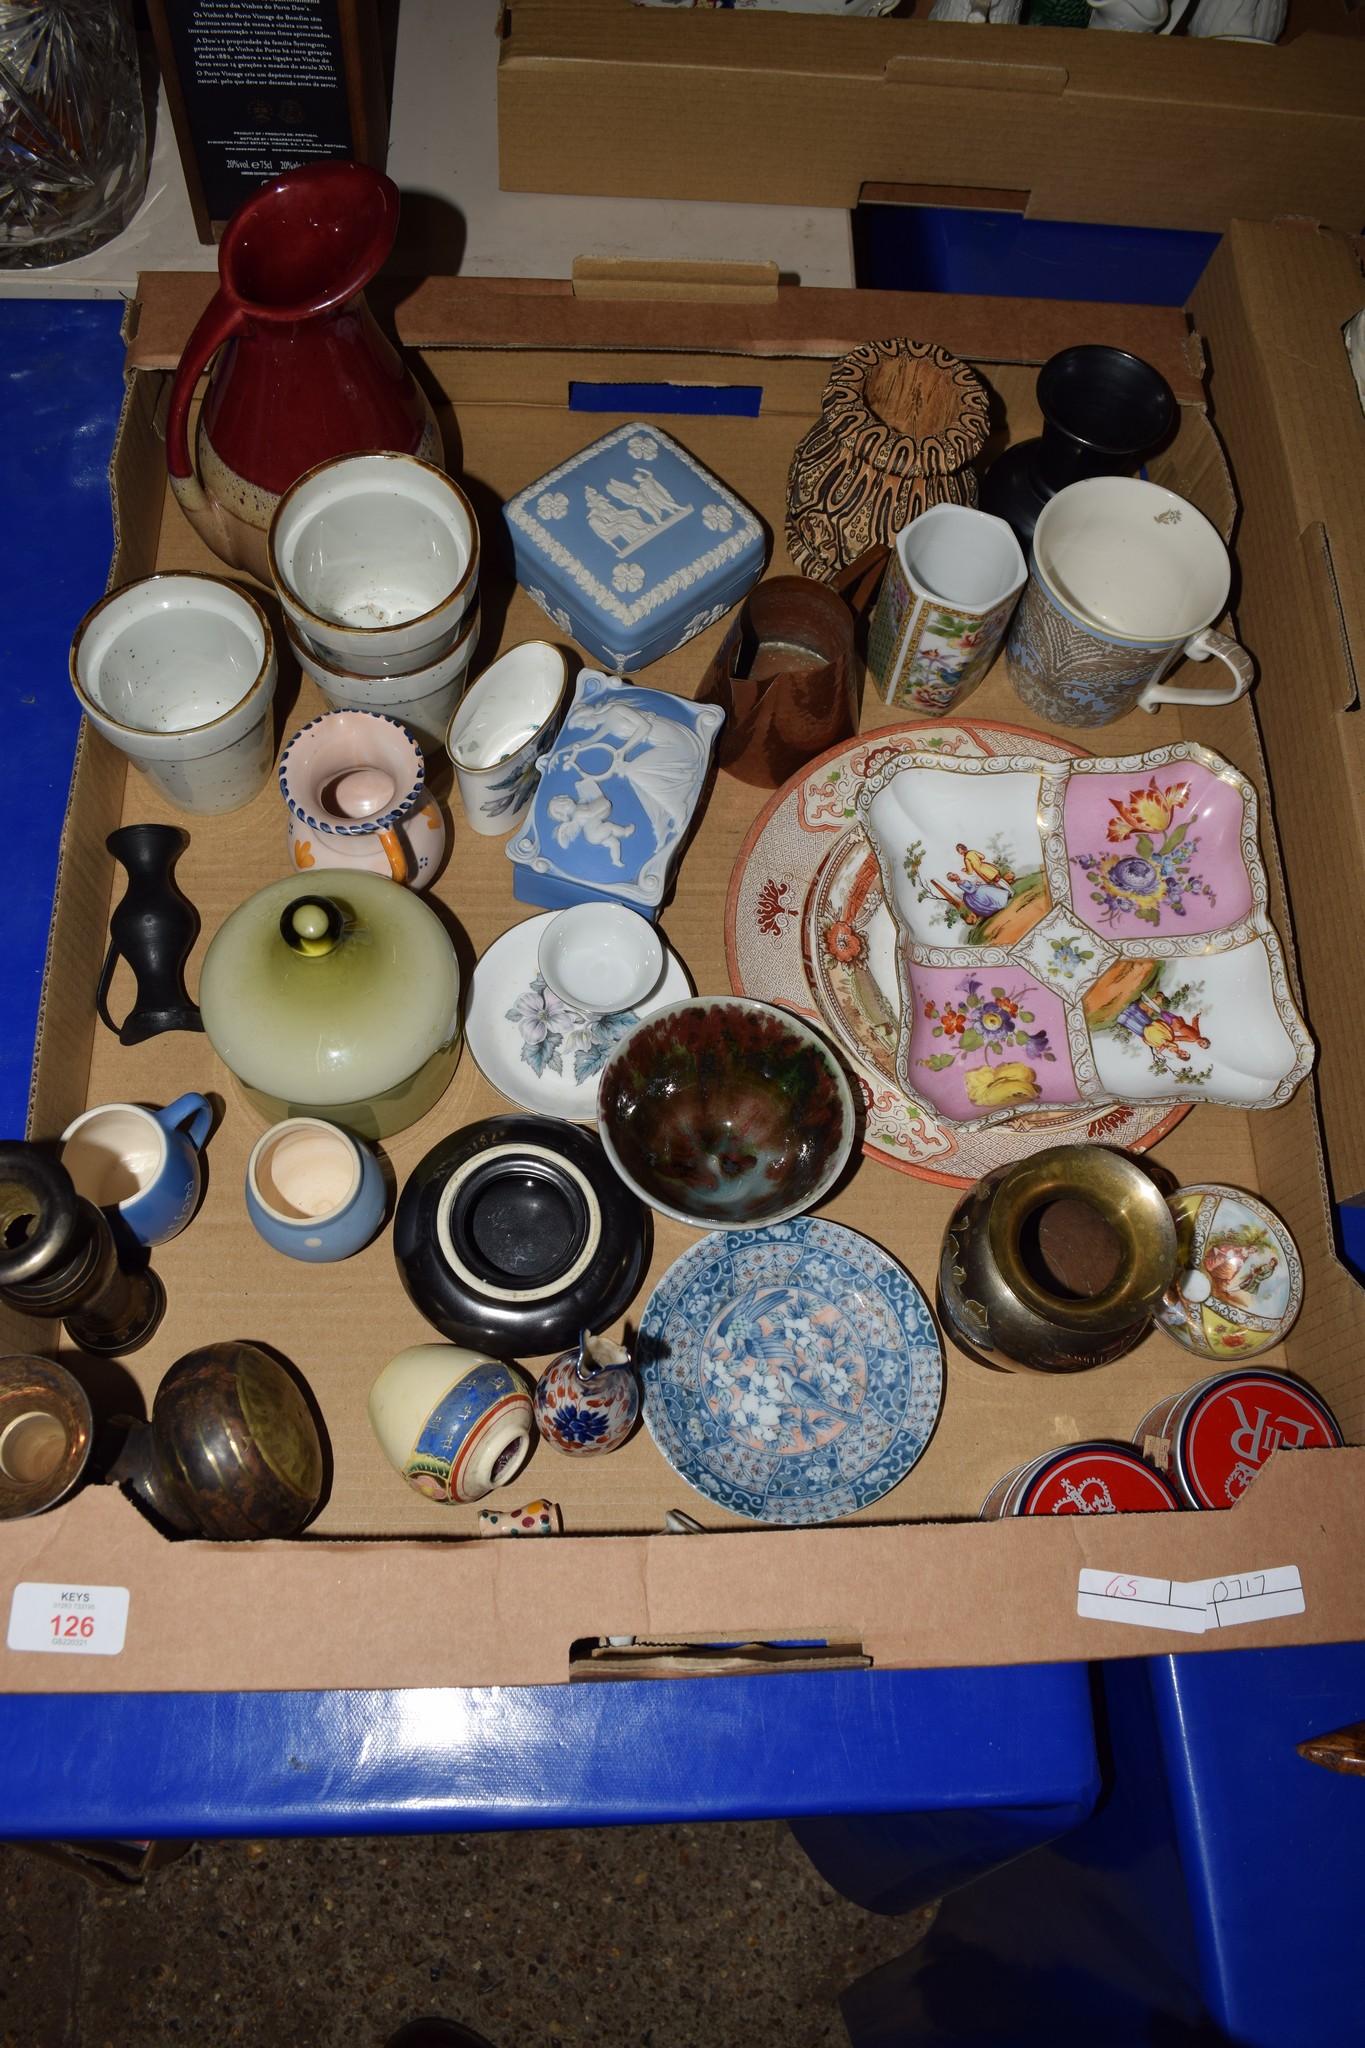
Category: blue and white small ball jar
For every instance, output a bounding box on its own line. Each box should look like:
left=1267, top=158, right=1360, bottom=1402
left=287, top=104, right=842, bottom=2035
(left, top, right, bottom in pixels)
left=245, top=1117, right=386, bottom=1262
left=368, top=1342, right=536, bottom=1503
left=61, top=1094, right=212, bottom=1247
left=534, top=1332, right=638, bottom=1456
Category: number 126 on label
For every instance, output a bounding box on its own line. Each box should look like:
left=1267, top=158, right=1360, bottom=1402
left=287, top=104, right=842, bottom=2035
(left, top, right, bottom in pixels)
left=7, top=1583, right=130, bottom=1657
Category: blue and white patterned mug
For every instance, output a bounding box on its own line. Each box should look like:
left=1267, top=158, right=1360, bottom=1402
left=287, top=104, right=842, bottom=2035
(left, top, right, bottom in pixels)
left=245, top=1117, right=386, bottom=1264
left=60, top=1093, right=212, bottom=1247
left=1005, top=477, right=1253, bottom=730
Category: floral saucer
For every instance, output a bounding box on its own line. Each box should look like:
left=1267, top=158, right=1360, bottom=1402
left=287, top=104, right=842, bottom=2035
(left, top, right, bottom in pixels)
left=465, top=912, right=692, bottom=1122
left=637, top=1218, right=943, bottom=1526
left=858, top=740, right=1314, bottom=1128
left=725, top=718, right=1187, bottom=1188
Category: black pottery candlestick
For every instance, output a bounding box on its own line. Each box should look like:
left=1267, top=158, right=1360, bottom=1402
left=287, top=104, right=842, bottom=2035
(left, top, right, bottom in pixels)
left=96, top=824, right=203, bottom=1045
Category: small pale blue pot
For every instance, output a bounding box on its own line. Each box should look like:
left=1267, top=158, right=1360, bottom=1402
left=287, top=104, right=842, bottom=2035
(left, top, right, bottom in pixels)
left=61, top=1094, right=212, bottom=1247
left=245, top=1116, right=386, bottom=1263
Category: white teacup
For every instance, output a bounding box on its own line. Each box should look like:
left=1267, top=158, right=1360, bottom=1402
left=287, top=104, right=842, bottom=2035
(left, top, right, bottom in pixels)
left=537, top=903, right=664, bottom=1016
left=69, top=573, right=277, bottom=814
left=268, top=452, right=479, bottom=676
left=448, top=642, right=570, bottom=838
left=284, top=602, right=480, bottom=758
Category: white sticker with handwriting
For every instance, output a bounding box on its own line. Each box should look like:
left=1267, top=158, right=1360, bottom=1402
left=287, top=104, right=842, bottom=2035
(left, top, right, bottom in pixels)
left=1077, top=1565, right=1304, bottom=1636
left=7, top=1583, right=130, bottom=1656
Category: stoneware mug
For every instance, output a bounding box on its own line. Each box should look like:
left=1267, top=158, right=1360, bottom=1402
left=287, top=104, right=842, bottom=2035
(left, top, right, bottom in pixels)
left=447, top=642, right=569, bottom=836
left=368, top=1343, right=536, bottom=1503
left=69, top=573, right=278, bottom=815
left=245, top=1116, right=387, bottom=1264
left=868, top=503, right=1027, bottom=715
left=60, top=1093, right=213, bottom=1248
left=1005, top=477, right=1254, bottom=729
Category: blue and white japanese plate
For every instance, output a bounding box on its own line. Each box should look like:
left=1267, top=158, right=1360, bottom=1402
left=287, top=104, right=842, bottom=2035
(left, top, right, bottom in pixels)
left=503, top=421, right=767, bottom=671
left=637, top=1218, right=944, bottom=1525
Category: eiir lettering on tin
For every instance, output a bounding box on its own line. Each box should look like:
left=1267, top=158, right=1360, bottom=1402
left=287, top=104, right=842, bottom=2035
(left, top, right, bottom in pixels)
left=1227, top=1399, right=1317, bottom=1465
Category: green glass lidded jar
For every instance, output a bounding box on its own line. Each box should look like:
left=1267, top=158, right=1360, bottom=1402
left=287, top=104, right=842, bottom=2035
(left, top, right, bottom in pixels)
left=199, top=874, right=462, bottom=1141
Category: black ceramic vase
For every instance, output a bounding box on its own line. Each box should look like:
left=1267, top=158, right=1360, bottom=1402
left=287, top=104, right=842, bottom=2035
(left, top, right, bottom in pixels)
left=393, top=1115, right=648, bottom=1357
left=0, top=1143, right=163, bottom=1354
left=979, top=345, right=1176, bottom=548
left=110, top=1340, right=325, bottom=1539
left=97, top=824, right=203, bottom=1045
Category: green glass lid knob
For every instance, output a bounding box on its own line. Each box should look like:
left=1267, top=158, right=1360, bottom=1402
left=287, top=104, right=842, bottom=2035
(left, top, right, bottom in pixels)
left=280, top=895, right=345, bottom=957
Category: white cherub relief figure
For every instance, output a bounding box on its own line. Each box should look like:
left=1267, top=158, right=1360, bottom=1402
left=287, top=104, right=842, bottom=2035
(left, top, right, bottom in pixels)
left=557, top=696, right=706, bottom=853
left=616, top=467, right=689, bottom=525
left=547, top=777, right=636, bottom=868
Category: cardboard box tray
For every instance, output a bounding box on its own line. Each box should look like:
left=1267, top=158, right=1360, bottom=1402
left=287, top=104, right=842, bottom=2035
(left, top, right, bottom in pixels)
left=2, top=259, right=1362, bottom=1694
left=496, top=0, right=1365, bottom=237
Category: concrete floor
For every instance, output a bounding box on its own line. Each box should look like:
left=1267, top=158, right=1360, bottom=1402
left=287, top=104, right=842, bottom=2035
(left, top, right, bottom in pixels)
left=0, top=1824, right=936, bottom=2047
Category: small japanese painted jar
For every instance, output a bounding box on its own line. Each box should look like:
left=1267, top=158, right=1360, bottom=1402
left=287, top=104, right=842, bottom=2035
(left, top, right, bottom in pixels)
left=534, top=1333, right=638, bottom=1456
left=245, top=1117, right=387, bottom=1263
left=1134, top=1369, right=1341, bottom=1511
left=368, top=1342, right=536, bottom=1503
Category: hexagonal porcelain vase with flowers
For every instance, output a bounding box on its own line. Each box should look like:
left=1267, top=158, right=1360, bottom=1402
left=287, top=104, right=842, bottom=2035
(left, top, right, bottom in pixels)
left=856, top=741, right=1313, bottom=1129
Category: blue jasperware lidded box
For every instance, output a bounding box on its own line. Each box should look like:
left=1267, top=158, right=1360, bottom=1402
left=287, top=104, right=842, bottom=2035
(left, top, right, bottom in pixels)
left=506, top=671, right=724, bottom=919
left=503, top=422, right=767, bottom=671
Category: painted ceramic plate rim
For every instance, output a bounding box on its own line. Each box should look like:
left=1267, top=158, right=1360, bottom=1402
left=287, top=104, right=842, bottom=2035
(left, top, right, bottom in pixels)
left=465, top=912, right=693, bottom=1122
left=724, top=718, right=1188, bottom=1188
left=637, top=1216, right=944, bottom=1526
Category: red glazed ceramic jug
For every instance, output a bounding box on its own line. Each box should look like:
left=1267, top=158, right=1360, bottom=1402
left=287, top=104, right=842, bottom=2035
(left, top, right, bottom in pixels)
left=166, top=162, right=442, bottom=582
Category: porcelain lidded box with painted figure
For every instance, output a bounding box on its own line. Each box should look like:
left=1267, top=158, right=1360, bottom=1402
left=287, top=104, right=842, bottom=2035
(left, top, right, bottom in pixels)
left=504, top=422, right=766, bottom=671
left=857, top=741, right=1314, bottom=1128
left=507, top=671, right=723, bottom=919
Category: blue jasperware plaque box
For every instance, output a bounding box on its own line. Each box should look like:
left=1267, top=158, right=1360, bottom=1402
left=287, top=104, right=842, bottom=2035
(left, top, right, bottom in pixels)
left=507, top=672, right=723, bottom=919
left=503, top=422, right=767, bottom=672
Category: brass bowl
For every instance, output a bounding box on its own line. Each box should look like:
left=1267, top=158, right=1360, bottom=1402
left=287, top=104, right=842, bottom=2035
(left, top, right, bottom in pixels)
left=939, top=1145, right=1178, bottom=1374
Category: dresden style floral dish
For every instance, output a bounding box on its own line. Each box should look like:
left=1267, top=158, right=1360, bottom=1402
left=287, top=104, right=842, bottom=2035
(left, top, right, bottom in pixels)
left=725, top=720, right=1187, bottom=1188
left=637, top=1218, right=943, bottom=1526
left=858, top=740, right=1313, bottom=1128
left=597, top=997, right=855, bottom=1230
left=464, top=912, right=692, bottom=1122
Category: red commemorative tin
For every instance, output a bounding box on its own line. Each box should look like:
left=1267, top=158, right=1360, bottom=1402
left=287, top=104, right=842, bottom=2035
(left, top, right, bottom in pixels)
left=1135, top=1369, right=1343, bottom=1510
left=982, top=1441, right=1181, bottom=1518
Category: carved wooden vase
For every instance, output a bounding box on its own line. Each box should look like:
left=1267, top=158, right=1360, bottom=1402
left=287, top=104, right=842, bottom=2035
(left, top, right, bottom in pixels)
left=786, top=339, right=991, bottom=580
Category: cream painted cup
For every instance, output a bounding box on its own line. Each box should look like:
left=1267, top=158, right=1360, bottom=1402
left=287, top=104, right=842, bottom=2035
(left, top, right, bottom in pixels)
left=1005, top=477, right=1254, bottom=729
left=447, top=642, right=569, bottom=837
left=284, top=602, right=480, bottom=757
left=70, top=573, right=277, bottom=814
left=268, top=452, right=479, bottom=676
left=868, top=504, right=1027, bottom=714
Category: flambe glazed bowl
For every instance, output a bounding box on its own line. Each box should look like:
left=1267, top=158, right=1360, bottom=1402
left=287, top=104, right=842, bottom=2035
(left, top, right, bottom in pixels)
left=597, top=997, right=855, bottom=1229
left=858, top=740, right=1313, bottom=1129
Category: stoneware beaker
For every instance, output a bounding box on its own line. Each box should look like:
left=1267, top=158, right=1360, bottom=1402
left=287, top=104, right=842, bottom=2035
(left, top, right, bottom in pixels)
left=70, top=573, right=278, bottom=815
left=698, top=574, right=859, bottom=789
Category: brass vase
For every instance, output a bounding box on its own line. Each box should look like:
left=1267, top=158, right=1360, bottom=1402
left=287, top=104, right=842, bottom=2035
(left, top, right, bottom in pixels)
left=939, top=1146, right=1179, bottom=1374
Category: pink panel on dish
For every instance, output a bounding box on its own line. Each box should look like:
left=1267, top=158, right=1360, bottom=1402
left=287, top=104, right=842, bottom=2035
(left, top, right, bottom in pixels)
left=1064, top=762, right=1252, bottom=939
left=903, top=964, right=1078, bottom=1123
